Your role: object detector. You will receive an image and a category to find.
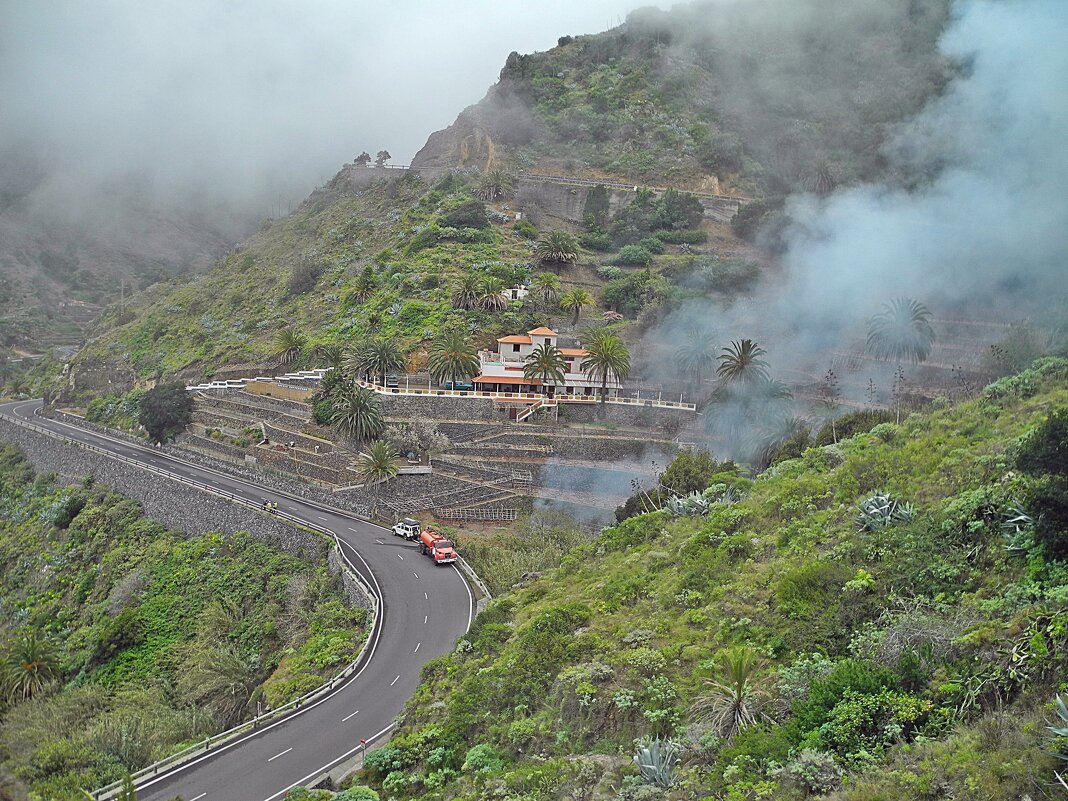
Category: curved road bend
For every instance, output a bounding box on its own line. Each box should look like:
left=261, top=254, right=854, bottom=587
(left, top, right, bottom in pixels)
left=0, top=399, right=474, bottom=801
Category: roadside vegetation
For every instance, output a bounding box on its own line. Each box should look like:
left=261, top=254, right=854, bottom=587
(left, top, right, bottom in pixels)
left=342, top=359, right=1068, bottom=799
left=0, top=446, right=369, bottom=800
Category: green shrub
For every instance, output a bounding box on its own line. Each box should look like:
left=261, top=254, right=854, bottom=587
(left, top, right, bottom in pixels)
left=638, top=236, right=665, bottom=255
left=654, top=229, right=708, bottom=245
left=514, top=219, right=539, bottom=239
left=814, top=409, right=896, bottom=446
left=1016, top=408, right=1068, bottom=476
left=138, top=382, right=193, bottom=443
left=462, top=743, right=505, bottom=773
left=440, top=200, right=489, bottom=229
left=580, top=231, right=613, bottom=252
left=613, top=245, right=653, bottom=267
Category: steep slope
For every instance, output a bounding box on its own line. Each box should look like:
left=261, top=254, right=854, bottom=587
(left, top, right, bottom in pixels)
left=0, top=153, right=245, bottom=352
left=0, top=444, right=369, bottom=800
left=341, top=358, right=1068, bottom=800
left=58, top=0, right=955, bottom=400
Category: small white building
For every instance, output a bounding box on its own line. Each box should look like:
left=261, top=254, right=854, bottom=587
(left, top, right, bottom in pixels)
left=501, top=284, right=529, bottom=302
left=474, top=326, right=622, bottom=397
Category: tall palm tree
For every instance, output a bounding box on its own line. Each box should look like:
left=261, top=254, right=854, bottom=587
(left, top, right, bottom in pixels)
left=866, top=297, right=936, bottom=364
left=357, top=440, right=401, bottom=485
left=2, top=630, right=59, bottom=701
left=427, top=331, right=480, bottom=388
left=273, top=327, right=307, bottom=366
left=178, top=642, right=259, bottom=727
left=478, top=277, right=508, bottom=311
left=524, top=343, right=568, bottom=391
left=560, top=288, right=595, bottom=326
left=311, top=343, right=344, bottom=371
left=717, top=339, right=770, bottom=385
left=343, top=341, right=371, bottom=382
left=350, top=265, right=377, bottom=302
left=532, top=272, right=561, bottom=305
left=535, top=231, right=579, bottom=265
left=331, top=383, right=384, bottom=442
left=581, top=330, right=632, bottom=403
left=361, top=339, right=405, bottom=385
left=688, top=645, right=770, bottom=742
left=675, top=333, right=717, bottom=386
left=451, top=274, right=483, bottom=310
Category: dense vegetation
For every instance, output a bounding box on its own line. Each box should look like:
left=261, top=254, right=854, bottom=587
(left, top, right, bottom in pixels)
left=489, top=0, right=952, bottom=195
left=341, top=359, right=1068, bottom=800
left=0, top=446, right=368, bottom=800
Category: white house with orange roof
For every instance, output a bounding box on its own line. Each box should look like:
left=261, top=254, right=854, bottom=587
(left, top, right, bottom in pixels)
left=473, top=326, right=622, bottom=397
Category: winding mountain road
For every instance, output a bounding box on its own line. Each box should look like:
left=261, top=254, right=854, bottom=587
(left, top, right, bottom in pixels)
left=0, top=399, right=474, bottom=801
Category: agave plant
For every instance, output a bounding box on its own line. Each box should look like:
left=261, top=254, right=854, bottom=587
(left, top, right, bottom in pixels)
left=855, top=492, right=916, bottom=531
left=665, top=495, right=688, bottom=517
left=1001, top=501, right=1035, bottom=555
left=633, top=738, right=681, bottom=789
left=1047, top=693, right=1068, bottom=790
left=686, top=491, right=710, bottom=516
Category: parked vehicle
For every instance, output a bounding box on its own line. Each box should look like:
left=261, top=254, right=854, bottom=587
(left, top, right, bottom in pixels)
left=385, top=374, right=400, bottom=388
left=392, top=517, right=421, bottom=539
left=418, top=526, right=458, bottom=565
left=443, top=380, right=474, bottom=391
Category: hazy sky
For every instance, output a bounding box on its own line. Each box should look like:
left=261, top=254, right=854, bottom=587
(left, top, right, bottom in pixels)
left=0, top=0, right=664, bottom=211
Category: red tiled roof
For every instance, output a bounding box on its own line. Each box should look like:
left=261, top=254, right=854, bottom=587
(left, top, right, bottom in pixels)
left=560, top=348, right=588, bottom=357
left=527, top=326, right=558, bottom=336
left=497, top=335, right=532, bottom=344
left=474, top=375, right=540, bottom=385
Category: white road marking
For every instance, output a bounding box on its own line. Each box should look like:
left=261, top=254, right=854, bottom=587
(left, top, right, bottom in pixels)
left=414, top=642, right=421, bottom=653
left=189, top=794, right=207, bottom=801
left=268, top=747, right=293, bottom=762
left=342, top=709, right=360, bottom=722
left=319, top=515, right=329, bottom=521
left=349, top=527, right=360, bottom=533
left=390, top=675, right=400, bottom=686
left=423, top=615, right=428, bottom=624
left=413, top=572, right=419, bottom=579
left=397, top=554, right=404, bottom=560
left=424, top=592, right=428, bottom=600
left=375, top=538, right=384, bottom=544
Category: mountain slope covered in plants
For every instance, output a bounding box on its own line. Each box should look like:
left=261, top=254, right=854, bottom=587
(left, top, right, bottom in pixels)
left=342, top=359, right=1068, bottom=800
left=0, top=446, right=368, bottom=800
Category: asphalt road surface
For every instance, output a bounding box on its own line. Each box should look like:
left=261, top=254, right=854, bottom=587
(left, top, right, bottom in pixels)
left=0, top=399, right=474, bottom=801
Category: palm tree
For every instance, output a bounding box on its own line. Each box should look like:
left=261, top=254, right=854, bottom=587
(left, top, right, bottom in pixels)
left=866, top=297, right=936, bottom=364
left=427, top=331, right=480, bottom=388
left=675, top=333, right=717, bottom=386
left=474, top=169, right=514, bottom=201
left=311, top=343, right=344, bottom=371
left=343, top=341, right=371, bottom=381
left=535, top=231, right=579, bottom=265
left=361, top=339, right=405, bottom=385
left=2, top=630, right=59, bottom=701
left=178, top=642, right=259, bottom=727
left=560, top=288, right=595, bottom=326
left=452, top=274, right=483, bottom=310
left=532, top=272, right=561, bottom=305
left=688, top=645, right=770, bottom=742
left=524, top=343, right=568, bottom=391
left=478, top=277, right=508, bottom=311
left=800, top=159, right=839, bottom=195
left=717, top=339, right=770, bottom=385
left=581, top=330, right=632, bottom=403
left=273, top=327, right=307, bottom=365
left=357, top=440, right=401, bottom=485
left=350, top=265, right=377, bottom=302
left=331, top=383, right=384, bottom=442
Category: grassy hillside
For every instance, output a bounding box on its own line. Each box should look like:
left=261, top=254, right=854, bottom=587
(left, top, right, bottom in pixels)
left=61, top=0, right=959, bottom=400
left=0, top=445, right=368, bottom=800
left=427, top=0, right=952, bottom=196
left=342, top=359, right=1068, bottom=800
